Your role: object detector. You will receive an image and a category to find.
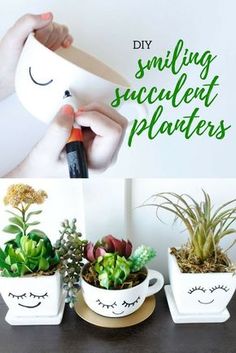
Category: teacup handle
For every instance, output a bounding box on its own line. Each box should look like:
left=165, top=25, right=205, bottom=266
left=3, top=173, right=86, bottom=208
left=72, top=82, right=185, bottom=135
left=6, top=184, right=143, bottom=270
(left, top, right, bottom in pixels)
left=146, top=269, right=164, bottom=297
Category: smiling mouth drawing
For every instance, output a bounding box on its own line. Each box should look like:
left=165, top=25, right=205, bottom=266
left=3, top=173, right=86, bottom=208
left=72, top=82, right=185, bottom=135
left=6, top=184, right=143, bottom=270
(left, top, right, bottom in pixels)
left=112, top=311, right=124, bottom=315
left=198, top=299, right=214, bottom=305
left=18, top=302, right=41, bottom=309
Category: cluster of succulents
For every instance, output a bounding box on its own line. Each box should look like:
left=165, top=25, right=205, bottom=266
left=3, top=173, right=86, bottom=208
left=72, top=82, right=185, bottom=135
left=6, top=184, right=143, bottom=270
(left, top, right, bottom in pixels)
left=144, top=191, right=236, bottom=272
left=0, top=184, right=59, bottom=277
left=83, top=235, right=156, bottom=289
left=55, top=219, right=87, bottom=307
left=0, top=185, right=89, bottom=308
left=0, top=184, right=157, bottom=308
left=0, top=232, right=59, bottom=277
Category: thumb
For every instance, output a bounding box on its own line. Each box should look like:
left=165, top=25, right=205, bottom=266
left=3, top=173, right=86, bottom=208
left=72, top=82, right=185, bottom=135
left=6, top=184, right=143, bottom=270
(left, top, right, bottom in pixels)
left=35, top=105, right=74, bottom=159
left=7, top=12, right=53, bottom=47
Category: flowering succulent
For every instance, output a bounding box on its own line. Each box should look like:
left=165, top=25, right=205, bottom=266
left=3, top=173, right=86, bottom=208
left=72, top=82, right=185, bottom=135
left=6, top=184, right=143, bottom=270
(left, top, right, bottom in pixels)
left=84, top=235, right=132, bottom=262
left=3, top=184, right=48, bottom=239
left=0, top=184, right=59, bottom=277
left=83, top=235, right=156, bottom=289
left=4, top=184, right=47, bottom=208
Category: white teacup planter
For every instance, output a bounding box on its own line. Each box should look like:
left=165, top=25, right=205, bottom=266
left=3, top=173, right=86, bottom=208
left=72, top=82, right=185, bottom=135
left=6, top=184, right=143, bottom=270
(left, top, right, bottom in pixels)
left=0, top=271, right=65, bottom=325
left=164, top=249, right=236, bottom=323
left=81, top=266, right=164, bottom=318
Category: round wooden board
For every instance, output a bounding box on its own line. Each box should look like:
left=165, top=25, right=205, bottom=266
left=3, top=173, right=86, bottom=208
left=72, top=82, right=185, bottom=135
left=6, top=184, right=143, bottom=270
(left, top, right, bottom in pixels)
left=74, top=290, right=156, bottom=328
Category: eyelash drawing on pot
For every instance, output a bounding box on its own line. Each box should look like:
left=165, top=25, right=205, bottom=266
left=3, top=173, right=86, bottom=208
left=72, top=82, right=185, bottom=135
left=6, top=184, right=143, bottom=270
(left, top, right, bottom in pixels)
left=188, top=284, right=230, bottom=294
left=30, top=292, right=48, bottom=299
left=29, top=66, right=53, bottom=86
left=8, top=293, right=26, bottom=299
left=96, top=299, right=117, bottom=309
left=188, top=286, right=207, bottom=294
left=8, top=292, right=48, bottom=299
left=209, top=285, right=230, bottom=293
left=122, top=297, right=141, bottom=307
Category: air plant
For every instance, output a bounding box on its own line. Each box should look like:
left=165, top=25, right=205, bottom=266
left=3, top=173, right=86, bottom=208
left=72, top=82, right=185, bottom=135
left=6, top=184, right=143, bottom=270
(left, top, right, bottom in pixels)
left=83, top=235, right=156, bottom=289
left=142, top=191, right=236, bottom=273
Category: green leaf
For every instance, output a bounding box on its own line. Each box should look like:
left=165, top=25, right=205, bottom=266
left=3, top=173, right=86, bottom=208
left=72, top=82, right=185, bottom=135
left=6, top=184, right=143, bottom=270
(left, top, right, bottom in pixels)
left=26, top=210, right=42, bottom=222
left=26, top=221, right=40, bottom=227
left=38, top=257, right=49, bottom=271
left=29, top=229, right=46, bottom=238
left=6, top=210, right=22, bottom=220
left=0, top=258, right=10, bottom=271
left=9, top=217, right=24, bottom=228
left=3, top=224, right=22, bottom=234
left=0, top=248, right=6, bottom=261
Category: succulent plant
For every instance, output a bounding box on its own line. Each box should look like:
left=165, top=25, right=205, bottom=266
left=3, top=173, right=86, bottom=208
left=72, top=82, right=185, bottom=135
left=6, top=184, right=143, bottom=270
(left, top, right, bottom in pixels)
left=55, top=219, right=87, bottom=307
left=143, top=191, right=236, bottom=272
left=0, top=233, right=59, bottom=277
left=129, top=245, right=156, bottom=272
left=0, top=184, right=59, bottom=277
left=94, top=253, right=131, bottom=289
left=3, top=183, right=48, bottom=240
left=83, top=235, right=156, bottom=289
left=84, top=235, right=132, bottom=262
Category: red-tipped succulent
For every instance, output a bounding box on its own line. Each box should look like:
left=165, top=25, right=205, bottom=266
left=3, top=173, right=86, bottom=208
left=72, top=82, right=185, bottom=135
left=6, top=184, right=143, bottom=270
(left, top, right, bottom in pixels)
left=84, top=235, right=132, bottom=262
left=102, top=235, right=132, bottom=258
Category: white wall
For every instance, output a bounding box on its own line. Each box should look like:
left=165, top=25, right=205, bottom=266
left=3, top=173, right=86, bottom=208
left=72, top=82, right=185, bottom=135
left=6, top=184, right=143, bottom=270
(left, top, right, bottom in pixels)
left=0, top=178, right=127, bottom=245
left=0, top=0, right=235, bottom=177
left=0, top=179, right=86, bottom=245
left=0, top=178, right=235, bottom=282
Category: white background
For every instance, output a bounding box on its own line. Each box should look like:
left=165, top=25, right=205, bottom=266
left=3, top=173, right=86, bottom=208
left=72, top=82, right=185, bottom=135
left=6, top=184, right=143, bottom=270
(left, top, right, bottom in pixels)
left=0, top=178, right=235, bottom=280
left=0, top=0, right=235, bottom=177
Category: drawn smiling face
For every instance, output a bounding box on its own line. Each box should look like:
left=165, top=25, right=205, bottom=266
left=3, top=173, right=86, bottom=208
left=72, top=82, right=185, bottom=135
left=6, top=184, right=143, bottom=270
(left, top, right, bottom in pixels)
left=8, top=292, right=48, bottom=309
left=96, top=296, right=141, bottom=317
left=187, top=284, right=231, bottom=307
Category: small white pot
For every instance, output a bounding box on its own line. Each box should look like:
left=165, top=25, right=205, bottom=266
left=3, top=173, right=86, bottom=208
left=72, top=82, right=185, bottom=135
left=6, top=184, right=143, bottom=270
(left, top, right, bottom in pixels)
left=81, top=266, right=164, bottom=317
left=0, top=270, right=62, bottom=318
left=168, top=249, right=236, bottom=314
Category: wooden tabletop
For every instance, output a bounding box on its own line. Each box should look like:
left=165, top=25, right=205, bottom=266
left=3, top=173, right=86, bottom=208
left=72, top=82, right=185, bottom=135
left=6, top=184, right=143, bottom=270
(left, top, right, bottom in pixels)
left=0, top=290, right=235, bottom=353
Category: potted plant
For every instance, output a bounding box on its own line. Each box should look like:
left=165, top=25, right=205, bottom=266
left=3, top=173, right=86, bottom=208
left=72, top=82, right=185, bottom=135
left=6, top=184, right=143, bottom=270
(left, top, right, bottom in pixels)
left=143, top=191, right=236, bottom=323
left=0, top=184, right=87, bottom=325
left=81, top=235, right=164, bottom=317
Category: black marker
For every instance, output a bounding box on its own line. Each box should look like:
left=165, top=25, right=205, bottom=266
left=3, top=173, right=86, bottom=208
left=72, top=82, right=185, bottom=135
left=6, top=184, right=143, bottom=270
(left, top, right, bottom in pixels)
left=64, top=94, right=88, bottom=178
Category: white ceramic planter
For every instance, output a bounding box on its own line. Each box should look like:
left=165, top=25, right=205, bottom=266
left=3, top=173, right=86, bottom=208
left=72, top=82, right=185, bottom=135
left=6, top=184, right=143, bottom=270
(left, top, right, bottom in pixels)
left=167, top=249, right=236, bottom=316
left=0, top=270, right=65, bottom=325
left=81, top=266, right=164, bottom=317
left=15, top=33, right=130, bottom=123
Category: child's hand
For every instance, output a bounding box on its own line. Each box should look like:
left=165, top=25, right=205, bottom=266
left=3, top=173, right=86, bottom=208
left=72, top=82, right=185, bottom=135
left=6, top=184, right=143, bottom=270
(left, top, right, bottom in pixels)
left=0, top=12, right=73, bottom=100
left=5, top=104, right=128, bottom=178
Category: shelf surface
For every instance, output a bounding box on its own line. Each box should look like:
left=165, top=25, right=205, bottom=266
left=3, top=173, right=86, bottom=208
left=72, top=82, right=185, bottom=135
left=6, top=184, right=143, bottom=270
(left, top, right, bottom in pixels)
left=0, top=289, right=235, bottom=353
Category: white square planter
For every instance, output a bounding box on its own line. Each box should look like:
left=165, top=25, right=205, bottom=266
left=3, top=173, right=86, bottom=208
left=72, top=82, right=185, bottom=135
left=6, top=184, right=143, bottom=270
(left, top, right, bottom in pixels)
left=0, top=270, right=65, bottom=325
left=165, top=249, right=236, bottom=323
